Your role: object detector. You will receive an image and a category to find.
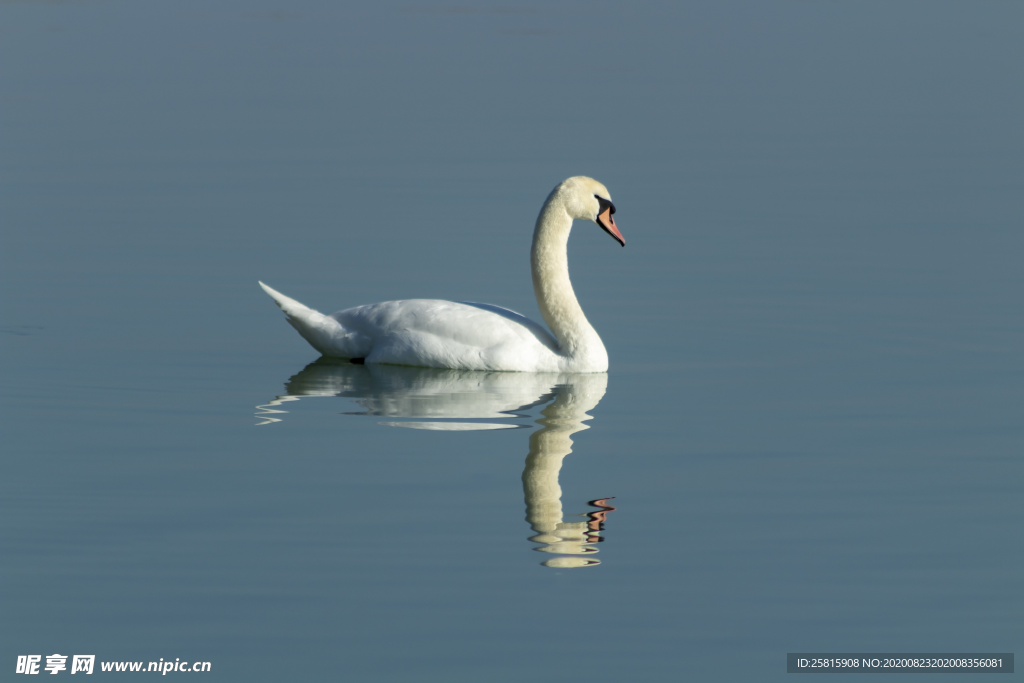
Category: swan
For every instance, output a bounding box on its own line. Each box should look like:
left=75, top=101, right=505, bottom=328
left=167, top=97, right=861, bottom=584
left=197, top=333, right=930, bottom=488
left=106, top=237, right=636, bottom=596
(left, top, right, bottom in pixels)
left=259, top=176, right=624, bottom=372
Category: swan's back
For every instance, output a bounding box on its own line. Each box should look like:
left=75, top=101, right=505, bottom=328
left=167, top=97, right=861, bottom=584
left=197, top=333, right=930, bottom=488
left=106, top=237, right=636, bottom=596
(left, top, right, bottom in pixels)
left=334, top=299, right=561, bottom=371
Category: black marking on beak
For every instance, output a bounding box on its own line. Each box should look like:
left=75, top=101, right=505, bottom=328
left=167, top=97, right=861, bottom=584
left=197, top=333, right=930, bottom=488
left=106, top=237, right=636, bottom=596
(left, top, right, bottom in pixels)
left=596, top=195, right=616, bottom=216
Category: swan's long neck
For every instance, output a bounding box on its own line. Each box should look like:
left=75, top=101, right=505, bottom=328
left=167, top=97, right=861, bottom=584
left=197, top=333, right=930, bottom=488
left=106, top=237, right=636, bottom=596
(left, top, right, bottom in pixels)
left=531, top=192, right=607, bottom=367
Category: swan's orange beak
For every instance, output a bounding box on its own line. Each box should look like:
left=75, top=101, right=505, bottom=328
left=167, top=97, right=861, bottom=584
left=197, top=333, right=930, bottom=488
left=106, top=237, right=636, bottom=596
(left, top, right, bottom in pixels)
left=597, top=207, right=625, bottom=246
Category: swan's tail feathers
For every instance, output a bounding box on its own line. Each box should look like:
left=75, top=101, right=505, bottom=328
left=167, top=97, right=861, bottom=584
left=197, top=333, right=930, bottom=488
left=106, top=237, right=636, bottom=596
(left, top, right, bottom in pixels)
left=258, top=281, right=367, bottom=358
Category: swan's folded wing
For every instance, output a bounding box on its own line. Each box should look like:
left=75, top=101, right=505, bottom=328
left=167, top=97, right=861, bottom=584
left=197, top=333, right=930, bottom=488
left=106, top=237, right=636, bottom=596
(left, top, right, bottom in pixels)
left=335, top=300, right=555, bottom=347
left=332, top=299, right=560, bottom=370
left=456, top=302, right=559, bottom=348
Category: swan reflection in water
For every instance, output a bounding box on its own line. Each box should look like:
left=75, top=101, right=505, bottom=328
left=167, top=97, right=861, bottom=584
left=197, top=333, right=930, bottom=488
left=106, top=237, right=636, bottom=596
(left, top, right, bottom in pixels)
left=257, top=358, right=616, bottom=568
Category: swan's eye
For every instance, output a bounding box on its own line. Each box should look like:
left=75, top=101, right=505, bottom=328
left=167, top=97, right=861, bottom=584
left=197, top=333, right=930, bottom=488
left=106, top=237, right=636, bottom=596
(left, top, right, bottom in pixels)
left=595, top=195, right=616, bottom=215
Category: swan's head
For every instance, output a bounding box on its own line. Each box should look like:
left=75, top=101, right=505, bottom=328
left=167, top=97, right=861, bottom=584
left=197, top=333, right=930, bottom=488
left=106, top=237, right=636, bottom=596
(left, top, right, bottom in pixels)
left=558, top=176, right=625, bottom=247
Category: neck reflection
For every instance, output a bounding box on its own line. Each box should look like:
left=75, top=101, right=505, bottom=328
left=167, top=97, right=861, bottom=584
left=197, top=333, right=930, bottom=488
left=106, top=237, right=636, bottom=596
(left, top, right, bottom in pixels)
left=258, top=359, right=615, bottom=568
left=521, top=373, right=614, bottom=567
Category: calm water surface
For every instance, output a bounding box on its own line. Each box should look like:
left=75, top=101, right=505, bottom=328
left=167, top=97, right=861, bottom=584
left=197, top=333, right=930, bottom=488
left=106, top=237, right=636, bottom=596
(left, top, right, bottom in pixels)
left=2, top=0, right=1021, bottom=680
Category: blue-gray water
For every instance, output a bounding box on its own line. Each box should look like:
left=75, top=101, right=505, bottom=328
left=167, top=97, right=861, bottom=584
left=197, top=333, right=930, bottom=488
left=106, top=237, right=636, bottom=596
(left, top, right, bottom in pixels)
left=2, top=0, right=1021, bottom=680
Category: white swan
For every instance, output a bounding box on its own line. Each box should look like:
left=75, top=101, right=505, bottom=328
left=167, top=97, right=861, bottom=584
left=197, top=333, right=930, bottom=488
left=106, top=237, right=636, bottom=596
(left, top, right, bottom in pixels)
left=259, top=176, right=624, bottom=372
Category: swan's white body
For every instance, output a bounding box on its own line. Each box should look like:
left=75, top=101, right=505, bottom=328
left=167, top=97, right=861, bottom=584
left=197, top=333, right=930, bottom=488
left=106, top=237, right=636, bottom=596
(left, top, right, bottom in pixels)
left=260, top=176, right=624, bottom=373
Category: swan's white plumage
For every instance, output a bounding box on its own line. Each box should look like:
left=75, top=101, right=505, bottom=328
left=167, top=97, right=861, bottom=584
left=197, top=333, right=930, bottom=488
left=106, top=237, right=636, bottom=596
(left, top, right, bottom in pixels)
left=261, top=176, right=622, bottom=372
